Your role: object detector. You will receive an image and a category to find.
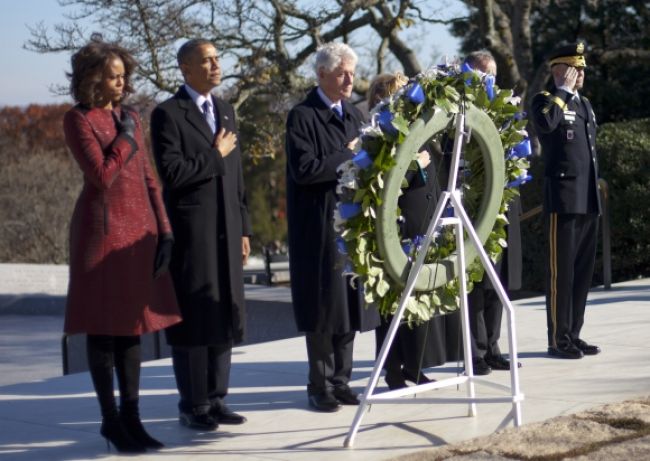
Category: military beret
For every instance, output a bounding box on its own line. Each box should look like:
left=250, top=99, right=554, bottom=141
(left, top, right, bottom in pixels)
left=548, top=41, right=587, bottom=68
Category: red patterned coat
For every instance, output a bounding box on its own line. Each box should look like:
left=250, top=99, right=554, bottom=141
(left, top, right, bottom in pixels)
left=63, top=105, right=181, bottom=336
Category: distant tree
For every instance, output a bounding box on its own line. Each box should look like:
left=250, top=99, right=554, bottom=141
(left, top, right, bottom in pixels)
left=0, top=104, right=79, bottom=264
left=451, top=0, right=650, bottom=120
left=27, top=0, right=466, bottom=108
left=0, top=104, right=70, bottom=154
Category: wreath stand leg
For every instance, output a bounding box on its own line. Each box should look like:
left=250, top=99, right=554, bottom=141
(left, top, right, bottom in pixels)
left=344, top=112, right=524, bottom=448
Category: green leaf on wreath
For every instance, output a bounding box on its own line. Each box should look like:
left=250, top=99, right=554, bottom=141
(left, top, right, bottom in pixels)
left=376, top=278, right=390, bottom=297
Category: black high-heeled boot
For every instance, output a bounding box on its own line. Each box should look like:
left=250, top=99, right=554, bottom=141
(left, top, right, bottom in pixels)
left=87, top=336, right=145, bottom=453
left=121, top=414, right=164, bottom=449
left=101, top=415, right=146, bottom=453
left=116, top=336, right=164, bottom=449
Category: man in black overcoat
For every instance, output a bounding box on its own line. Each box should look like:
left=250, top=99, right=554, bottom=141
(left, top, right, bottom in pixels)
left=461, top=51, right=523, bottom=375
left=151, top=39, right=251, bottom=429
left=285, top=42, right=380, bottom=412
left=531, top=41, right=601, bottom=359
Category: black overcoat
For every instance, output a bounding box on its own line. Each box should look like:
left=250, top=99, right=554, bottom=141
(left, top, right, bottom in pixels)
left=385, top=157, right=448, bottom=368
left=531, top=86, right=601, bottom=215
left=151, top=86, right=251, bottom=346
left=285, top=87, right=380, bottom=333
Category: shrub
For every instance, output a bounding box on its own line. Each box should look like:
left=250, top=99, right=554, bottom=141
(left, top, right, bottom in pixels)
left=0, top=148, right=80, bottom=263
left=597, top=118, right=650, bottom=280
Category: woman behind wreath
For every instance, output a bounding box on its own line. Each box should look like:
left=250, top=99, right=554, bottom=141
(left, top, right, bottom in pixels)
left=63, top=39, right=181, bottom=453
left=368, top=73, right=448, bottom=390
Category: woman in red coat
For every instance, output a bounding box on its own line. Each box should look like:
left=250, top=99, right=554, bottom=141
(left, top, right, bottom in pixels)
left=63, top=39, right=181, bottom=453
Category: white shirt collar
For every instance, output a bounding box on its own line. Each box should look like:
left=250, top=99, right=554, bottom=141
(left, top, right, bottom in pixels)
left=317, top=87, right=342, bottom=112
left=558, top=85, right=578, bottom=99
left=184, top=84, right=213, bottom=113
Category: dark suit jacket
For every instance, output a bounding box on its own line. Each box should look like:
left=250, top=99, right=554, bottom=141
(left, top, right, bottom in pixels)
left=285, top=87, right=380, bottom=333
left=531, top=86, right=601, bottom=215
left=151, top=86, right=251, bottom=346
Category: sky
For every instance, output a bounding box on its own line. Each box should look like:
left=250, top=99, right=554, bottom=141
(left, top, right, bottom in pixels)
left=0, top=1, right=463, bottom=107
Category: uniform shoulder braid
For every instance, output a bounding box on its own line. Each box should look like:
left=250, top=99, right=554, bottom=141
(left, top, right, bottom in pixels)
left=536, top=90, right=568, bottom=114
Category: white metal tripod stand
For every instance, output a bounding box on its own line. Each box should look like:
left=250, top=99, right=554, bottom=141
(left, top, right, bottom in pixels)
left=344, top=111, right=524, bottom=448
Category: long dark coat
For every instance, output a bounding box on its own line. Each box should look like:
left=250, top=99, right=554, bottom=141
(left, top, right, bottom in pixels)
left=63, top=105, right=181, bottom=336
left=151, top=87, right=251, bottom=346
left=379, top=157, right=447, bottom=369
left=285, top=88, right=380, bottom=333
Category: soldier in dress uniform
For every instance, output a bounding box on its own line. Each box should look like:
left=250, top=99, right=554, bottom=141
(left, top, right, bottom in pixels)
left=531, top=41, right=602, bottom=359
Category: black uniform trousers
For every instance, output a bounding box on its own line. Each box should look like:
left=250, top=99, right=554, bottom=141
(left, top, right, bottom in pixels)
left=305, top=332, right=355, bottom=395
left=545, top=212, right=598, bottom=348
left=171, top=342, right=232, bottom=414
left=468, top=278, right=504, bottom=360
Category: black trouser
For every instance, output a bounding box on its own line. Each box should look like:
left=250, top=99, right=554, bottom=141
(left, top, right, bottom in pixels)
left=305, top=332, right=355, bottom=395
left=171, top=343, right=232, bottom=414
left=86, top=335, right=141, bottom=419
left=545, top=212, right=598, bottom=348
left=468, top=279, right=503, bottom=360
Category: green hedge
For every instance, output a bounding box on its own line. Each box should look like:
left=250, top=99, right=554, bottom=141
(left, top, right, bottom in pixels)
left=597, top=118, right=650, bottom=281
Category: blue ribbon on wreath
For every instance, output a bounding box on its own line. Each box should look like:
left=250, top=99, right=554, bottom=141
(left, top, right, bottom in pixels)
left=377, top=109, right=398, bottom=136
left=405, top=82, right=425, bottom=105
left=508, top=138, right=532, bottom=159
left=507, top=173, right=533, bottom=188
left=339, top=202, right=362, bottom=219
left=352, top=149, right=373, bottom=169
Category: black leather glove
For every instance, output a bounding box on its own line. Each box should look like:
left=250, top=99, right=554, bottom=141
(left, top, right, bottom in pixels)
left=115, top=109, right=137, bottom=138
left=153, top=235, right=174, bottom=279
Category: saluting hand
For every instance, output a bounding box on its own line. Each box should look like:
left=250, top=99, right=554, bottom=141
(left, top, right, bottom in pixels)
left=555, top=65, right=578, bottom=91
left=214, top=127, right=237, bottom=157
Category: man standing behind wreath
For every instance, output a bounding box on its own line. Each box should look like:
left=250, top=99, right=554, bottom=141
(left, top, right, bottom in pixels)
left=151, top=38, right=251, bottom=430
left=285, top=42, right=380, bottom=413
left=531, top=41, right=601, bottom=359
left=462, top=50, right=523, bottom=376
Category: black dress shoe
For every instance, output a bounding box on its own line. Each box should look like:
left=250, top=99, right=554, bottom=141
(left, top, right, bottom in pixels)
left=573, top=339, right=601, bottom=355
left=470, top=357, right=492, bottom=375
left=385, top=372, right=407, bottom=390
left=308, top=392, right=341, bottom=412
left=209, top=401, right=247, bottom=425
left=332, top=385, right=360, bottom=405
left=485, top=354, right=522, bottom=370
left=179, top=411, right=218, bottom=430
left=548, top=343, right=584, bottom=359
left=402, top=368, right=433, bottom=385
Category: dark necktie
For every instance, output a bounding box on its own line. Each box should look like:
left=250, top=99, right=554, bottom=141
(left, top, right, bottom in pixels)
left=332, top=105, right=343, bottom=120
left=202, top=100, right=216, bottom=133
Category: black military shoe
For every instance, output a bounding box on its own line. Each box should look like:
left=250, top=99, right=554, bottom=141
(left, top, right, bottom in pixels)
left=573, top=339, right=601, bottom=355
left=548, top=343, right=584, bottom=359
